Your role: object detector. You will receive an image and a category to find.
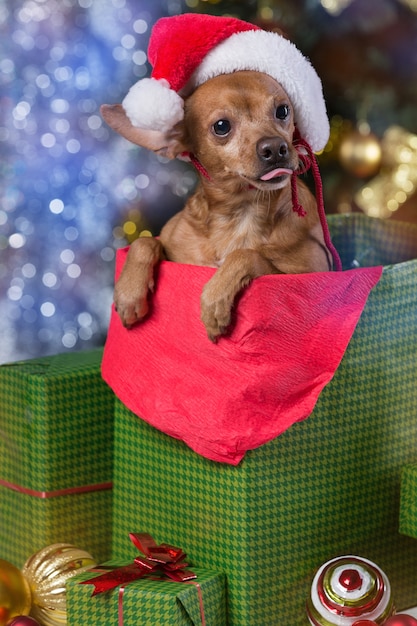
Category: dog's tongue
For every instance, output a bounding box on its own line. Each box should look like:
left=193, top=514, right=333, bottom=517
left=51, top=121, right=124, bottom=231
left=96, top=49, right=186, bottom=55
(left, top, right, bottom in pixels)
left=260, top=168, right=293, bottom=181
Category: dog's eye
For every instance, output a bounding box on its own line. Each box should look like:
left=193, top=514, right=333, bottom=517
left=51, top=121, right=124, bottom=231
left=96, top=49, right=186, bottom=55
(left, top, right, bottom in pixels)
left=212, top=119, right=231, bottom=136
left=275, top=104, right=290, bottom=120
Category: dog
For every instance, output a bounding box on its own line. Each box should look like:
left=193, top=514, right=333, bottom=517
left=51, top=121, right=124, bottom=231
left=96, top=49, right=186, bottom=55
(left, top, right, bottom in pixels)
left=101, top=70, right=334, bottom=341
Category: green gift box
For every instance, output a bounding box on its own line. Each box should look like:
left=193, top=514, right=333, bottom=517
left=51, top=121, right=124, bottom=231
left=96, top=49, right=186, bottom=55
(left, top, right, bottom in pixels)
left=66, top=562, right=226, bottom=625
left=400, top=463, right=417, bottom=539
left=110, top=215, right=417, bottom=625
left=0, top=349, right=114, bottom=567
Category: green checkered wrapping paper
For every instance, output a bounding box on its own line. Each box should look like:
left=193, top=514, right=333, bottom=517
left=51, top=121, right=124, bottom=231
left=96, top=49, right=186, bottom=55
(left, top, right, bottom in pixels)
left=0, top=349, right=114, bottom=567
left=400, top=464, right=417, bottom=539
left=66, top=562, right=226, bottom=625
left=111, top=214, right=417, bottom=625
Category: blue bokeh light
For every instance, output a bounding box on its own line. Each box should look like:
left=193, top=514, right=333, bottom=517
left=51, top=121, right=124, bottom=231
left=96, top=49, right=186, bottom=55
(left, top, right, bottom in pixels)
left=0, top=0, right=192, bottom=363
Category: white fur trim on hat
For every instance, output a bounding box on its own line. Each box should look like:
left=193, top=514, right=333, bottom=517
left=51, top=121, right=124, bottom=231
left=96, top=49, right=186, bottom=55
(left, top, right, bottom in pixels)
left=189, top=30, right=330, bottom=152
left=122, top=78, right=184, bottom=133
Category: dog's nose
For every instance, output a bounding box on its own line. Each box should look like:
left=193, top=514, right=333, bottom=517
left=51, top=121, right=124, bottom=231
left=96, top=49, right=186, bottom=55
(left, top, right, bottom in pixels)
left=257, top=137, right=289, bottom=163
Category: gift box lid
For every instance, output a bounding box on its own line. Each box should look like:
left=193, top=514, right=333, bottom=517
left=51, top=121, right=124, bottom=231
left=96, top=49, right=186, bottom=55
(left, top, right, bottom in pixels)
left=67, top=562, right=226, bottom=626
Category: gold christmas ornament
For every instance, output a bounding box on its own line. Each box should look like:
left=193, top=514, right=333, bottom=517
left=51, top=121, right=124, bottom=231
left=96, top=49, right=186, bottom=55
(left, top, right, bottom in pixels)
left=21, top=544, right=96, bottom=626
left=355, top=125, right=417, bottom=218
left=0, top=560, right=32, bottom=626
left=338, top=123, right=382, bottom=178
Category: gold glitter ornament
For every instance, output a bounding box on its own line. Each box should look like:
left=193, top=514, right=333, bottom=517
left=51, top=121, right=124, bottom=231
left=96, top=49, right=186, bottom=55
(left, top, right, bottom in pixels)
left=21, top=544, right=96, bottom=626
left=339, top=123, right=382, bottom=178
left=355, top=125, right=417, bottom=218
left=0, top=560, right=32, bottom=626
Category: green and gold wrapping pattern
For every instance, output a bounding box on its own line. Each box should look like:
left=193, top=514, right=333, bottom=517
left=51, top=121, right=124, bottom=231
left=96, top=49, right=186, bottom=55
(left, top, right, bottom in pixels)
left=0, top=349, right=114, bottom=566
left=111, top=215, right=417, bottom=625
left=66, top=563, right=226, bottom=626
left=328, top=213, right=417, bottom=268
left=400, top=464, right=417, bottom=540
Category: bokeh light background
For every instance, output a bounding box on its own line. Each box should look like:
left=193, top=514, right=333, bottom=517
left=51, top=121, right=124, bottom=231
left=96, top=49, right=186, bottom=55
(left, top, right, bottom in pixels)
left=2, top=0, right=417, bottom=364
left=0, top=0, right=195, bottom=363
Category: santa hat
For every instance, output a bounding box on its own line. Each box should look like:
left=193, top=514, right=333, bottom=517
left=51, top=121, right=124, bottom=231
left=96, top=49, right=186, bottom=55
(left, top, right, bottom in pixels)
left=122, top=13, right=329, bottom=153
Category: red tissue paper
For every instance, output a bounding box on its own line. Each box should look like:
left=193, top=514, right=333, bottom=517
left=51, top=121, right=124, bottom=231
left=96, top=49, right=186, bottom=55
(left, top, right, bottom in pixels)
left=102, top=248, right=382, bottom=465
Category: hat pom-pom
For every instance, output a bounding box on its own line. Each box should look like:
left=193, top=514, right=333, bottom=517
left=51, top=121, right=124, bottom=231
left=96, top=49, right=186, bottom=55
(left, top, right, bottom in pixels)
left=122, top=78, right=184, bottom=133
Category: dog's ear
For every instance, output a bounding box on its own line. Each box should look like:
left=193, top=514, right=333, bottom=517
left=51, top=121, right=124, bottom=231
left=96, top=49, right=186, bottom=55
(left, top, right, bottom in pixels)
left=100, top=104, right=188, bottom=160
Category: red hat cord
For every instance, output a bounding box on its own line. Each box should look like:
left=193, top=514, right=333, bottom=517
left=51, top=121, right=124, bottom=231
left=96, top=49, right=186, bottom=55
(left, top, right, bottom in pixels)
left=291, top=133, right=343, bottom=271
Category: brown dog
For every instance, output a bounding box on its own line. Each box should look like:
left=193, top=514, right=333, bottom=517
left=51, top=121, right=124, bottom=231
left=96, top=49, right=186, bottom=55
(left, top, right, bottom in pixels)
left=102, top=71, right=333, bottom=341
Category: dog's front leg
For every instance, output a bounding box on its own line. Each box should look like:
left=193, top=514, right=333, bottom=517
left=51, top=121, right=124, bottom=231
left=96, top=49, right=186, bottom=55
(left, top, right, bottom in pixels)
left=200, top=249, right=280, bottom=341
left=114, top=237, right=163, bottom=327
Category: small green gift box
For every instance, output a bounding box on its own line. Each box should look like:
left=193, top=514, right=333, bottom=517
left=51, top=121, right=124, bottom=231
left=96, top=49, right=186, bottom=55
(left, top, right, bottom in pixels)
left=66, top=562, right=226, bottom=625
left=400, top=464, right=417, bottom=539
left=0, top=349, right=114, bottom=566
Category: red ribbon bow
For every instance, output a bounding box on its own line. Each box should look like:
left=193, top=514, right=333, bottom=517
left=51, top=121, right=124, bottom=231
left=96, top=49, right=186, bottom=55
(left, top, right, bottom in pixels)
left=81, top=533, right=197, bottom=596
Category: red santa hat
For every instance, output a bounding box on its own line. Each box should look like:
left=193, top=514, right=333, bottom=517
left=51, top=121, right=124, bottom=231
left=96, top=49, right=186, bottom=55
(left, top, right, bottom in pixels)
left=122, top=13, right=330, bottom=153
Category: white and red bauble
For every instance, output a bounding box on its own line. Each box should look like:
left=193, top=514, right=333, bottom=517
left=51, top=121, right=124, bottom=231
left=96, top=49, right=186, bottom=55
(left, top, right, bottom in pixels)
left=306, top=555, right=394, bottom=626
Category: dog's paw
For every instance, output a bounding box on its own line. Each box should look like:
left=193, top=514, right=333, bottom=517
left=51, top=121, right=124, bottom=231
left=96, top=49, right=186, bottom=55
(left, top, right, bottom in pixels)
left=114, top=297, right=149, bottom=328
left=114, top=294, right=149, bottom=328
left=200, top=285, right=233, bottom=342
left=114, top=282, right=152, bottom=328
